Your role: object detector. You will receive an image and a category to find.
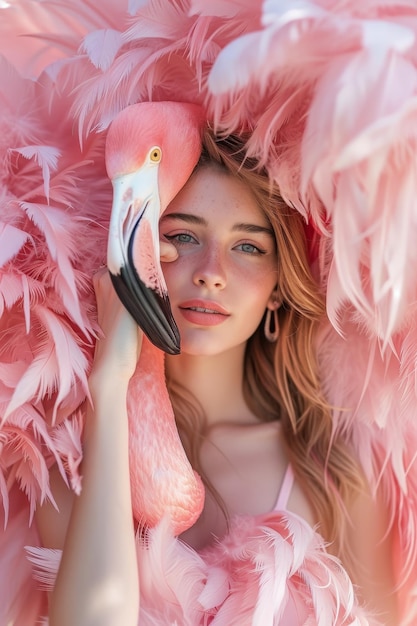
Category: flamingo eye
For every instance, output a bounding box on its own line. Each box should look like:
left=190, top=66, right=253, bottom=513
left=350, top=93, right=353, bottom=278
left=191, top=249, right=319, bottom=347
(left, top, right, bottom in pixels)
left=150, top=147, right=162, bottom=162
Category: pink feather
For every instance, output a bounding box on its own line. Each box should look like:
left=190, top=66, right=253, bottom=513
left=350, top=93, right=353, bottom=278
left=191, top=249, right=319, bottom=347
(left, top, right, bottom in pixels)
left=0, top=31, right=108, bottom=527
left=0, top=488, right=45, bottom=625
left=81, top=28, right=124, bottom=71
left=0, top=0, right=130, bottom=77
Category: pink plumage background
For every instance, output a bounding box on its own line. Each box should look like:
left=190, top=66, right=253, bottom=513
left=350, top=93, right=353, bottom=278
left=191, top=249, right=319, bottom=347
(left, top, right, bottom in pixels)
left=2, top=0, right=417, bottom=623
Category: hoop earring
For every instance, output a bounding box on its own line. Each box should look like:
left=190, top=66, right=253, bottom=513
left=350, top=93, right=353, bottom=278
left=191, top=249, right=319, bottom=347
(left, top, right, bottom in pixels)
left=264, top=307, right=279, bottom=342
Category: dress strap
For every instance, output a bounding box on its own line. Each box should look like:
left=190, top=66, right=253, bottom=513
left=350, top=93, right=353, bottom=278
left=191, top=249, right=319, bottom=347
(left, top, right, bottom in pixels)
left=274, top=464, right=294, bottom=512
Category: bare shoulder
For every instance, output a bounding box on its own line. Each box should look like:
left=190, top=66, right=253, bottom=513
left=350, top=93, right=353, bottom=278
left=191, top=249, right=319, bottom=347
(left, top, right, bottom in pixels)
left=346, top=483, right=399, bottom=624
left=286, top=476, right=317, bottom=528
left=35, top=464, right=75, bottom=550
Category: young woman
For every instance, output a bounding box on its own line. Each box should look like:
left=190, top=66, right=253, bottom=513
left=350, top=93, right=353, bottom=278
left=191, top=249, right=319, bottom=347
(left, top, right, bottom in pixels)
left=36, top=131, right=398, bottom=625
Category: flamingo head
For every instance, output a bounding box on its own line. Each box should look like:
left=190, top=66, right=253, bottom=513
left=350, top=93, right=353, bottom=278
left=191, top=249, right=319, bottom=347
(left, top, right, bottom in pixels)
left=105, top=101, right=204, bottom=354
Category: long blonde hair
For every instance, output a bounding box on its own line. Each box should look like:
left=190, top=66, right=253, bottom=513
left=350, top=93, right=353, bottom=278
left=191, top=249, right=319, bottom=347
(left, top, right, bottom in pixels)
left=167, top=129, right=365, bottom=562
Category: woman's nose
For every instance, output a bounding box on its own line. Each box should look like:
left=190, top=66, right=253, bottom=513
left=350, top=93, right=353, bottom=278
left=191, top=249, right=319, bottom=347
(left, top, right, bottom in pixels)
left=192, top=246, right=226, bottom=289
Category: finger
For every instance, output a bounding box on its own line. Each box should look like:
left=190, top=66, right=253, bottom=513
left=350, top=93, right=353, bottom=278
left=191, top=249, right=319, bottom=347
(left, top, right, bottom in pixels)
left=92, top=270, right=122, bottom=325
left=160, top=240, right=178, bottom=262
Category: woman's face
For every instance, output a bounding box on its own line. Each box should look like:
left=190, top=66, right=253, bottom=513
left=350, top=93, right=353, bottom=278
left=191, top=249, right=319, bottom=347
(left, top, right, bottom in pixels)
left=159, top=166, right=278, bottom=357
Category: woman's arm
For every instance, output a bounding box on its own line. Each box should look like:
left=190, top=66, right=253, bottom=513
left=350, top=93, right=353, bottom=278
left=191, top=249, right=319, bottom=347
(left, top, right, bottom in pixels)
left=37, top=243, right=178, bottom=625
left=38, top=270, right=141, bottom=626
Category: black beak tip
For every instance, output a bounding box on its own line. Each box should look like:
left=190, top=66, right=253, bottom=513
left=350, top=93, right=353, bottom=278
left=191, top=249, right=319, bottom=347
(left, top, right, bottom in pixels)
left=109, top=269, right=181, bottom=356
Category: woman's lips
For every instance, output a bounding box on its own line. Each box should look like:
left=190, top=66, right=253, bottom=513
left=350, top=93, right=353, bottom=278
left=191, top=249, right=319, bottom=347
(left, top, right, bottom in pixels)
left=178, top=300, right=230, bottom=326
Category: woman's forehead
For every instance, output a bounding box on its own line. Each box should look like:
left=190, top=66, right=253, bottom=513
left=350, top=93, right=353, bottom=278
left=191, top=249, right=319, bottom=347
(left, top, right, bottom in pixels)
left=164, top=166, right=269, bottom=226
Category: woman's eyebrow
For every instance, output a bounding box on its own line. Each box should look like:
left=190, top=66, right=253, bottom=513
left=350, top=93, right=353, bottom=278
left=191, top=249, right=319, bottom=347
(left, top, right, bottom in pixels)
left=160, top=212, right=205, bottom=225
left=232, top=223, right=274, bottom=236
left=160, top=213, right=273, bottom=236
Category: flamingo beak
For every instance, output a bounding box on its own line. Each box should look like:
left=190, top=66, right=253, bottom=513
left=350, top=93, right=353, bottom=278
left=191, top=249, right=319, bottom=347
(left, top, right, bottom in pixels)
left=107, top=166, right=180, bottom=355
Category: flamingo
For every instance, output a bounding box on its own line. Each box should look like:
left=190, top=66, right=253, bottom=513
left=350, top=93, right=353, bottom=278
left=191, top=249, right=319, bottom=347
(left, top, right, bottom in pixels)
left=105, top=101, right=206, bottom=534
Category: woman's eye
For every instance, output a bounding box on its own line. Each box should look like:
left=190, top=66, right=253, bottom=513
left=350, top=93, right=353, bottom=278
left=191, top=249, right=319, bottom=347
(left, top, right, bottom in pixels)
left=236, top=242, right=265, bottom=255
left=165, top=233, right=196, bottom=245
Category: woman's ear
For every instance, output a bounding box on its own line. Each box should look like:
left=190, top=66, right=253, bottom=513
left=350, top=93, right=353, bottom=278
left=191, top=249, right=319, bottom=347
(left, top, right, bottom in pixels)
left=266, top=289, right=281, bottom=311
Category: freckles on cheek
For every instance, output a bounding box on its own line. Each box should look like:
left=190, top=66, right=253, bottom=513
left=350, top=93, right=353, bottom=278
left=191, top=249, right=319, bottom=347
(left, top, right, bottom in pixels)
left=160, top=259, right=182, bottom=292
left=244, top=263, right=276, bottom=285
left=160, top=261, right=172, bottom=284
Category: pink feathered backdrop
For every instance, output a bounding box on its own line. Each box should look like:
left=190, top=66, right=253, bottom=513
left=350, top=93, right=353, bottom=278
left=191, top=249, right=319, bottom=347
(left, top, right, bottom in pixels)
left=1, top=1, right=417, bottom=624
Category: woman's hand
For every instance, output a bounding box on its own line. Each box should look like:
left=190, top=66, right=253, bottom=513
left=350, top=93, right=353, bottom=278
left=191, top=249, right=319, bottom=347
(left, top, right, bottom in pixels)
left=90, top=269, right=142, bottom=390
left=89, top=240, right=177, bottom=390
